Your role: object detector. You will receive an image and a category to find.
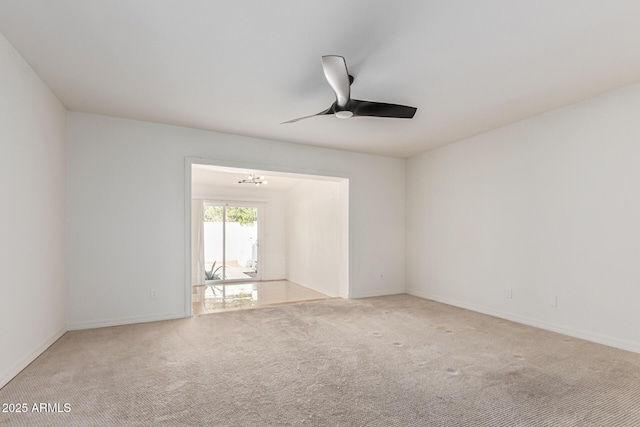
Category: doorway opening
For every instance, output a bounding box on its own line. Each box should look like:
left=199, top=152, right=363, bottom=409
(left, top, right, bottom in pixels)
left=188, top=162, right=349, bottom=315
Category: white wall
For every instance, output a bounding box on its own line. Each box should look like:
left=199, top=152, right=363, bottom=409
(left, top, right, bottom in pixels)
left=192, top=185, right=287, bottom=280
left=406, top=82, right=640, bottom=353
left=66, top=113, right=405, bottom=329
left=0, top=32, right=67, bottom=388
left=286, top=180, right=347, bottom=297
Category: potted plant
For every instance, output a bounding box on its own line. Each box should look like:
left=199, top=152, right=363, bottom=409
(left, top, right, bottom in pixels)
left=205, top=261, right=223, bottom=281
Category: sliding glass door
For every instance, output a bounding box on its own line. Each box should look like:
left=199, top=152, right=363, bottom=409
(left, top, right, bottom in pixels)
left=203, top=202, right=260, bottom=283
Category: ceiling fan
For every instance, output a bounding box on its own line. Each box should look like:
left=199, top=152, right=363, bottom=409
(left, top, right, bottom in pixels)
left=282, top=55, right=417, bottom=124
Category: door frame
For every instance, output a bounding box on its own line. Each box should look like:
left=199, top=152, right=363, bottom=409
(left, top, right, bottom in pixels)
left=184, top=157, right=352, bottom=317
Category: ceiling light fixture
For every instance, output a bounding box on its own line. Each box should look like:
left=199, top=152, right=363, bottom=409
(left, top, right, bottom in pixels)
left=238, top=174, right=268, bottom=186
left=282, top=55, right=416, bottom=124
left=335, top=110, right=353, bottom=119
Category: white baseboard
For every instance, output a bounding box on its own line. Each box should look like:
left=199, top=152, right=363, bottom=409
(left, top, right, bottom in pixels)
left=406, top=288, right=640, bottom=355
left=67, top=312, right=188, bottom=331
left=0, top=327, right=66, bottom=390
left=351, top=287, right=406, bottom=299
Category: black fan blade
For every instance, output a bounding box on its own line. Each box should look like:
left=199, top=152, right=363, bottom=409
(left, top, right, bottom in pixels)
left=281, top=107, right=332, bottom=124
left=321, top=55, right=351, bottom=108
left=351, top=99, right=417, bottom=119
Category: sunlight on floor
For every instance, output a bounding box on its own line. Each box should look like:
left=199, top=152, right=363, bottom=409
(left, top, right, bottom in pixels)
left=192, top=280, right=331, bottom=315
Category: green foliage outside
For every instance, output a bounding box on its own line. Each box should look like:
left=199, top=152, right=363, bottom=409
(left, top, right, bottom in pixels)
left=204, top=206, right=257, bottom=225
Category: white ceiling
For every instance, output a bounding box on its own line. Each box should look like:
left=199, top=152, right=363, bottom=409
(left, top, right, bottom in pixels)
left=192, top=165, right=312, bottom=190
left=1, top=1, right=640, bottom=158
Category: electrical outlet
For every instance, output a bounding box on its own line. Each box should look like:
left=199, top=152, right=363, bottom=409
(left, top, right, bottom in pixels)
left=506, top=288, right=513, bottom=299
left=549, top=296, right=558, bottom=307
left=150, top=288, right=158, bottom=299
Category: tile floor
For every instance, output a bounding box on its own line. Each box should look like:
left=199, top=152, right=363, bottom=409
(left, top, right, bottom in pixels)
left=192, top=280, right=332, bottom=315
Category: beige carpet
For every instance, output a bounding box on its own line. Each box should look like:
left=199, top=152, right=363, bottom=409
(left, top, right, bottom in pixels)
left=1, top=295, right=640, bottom=426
